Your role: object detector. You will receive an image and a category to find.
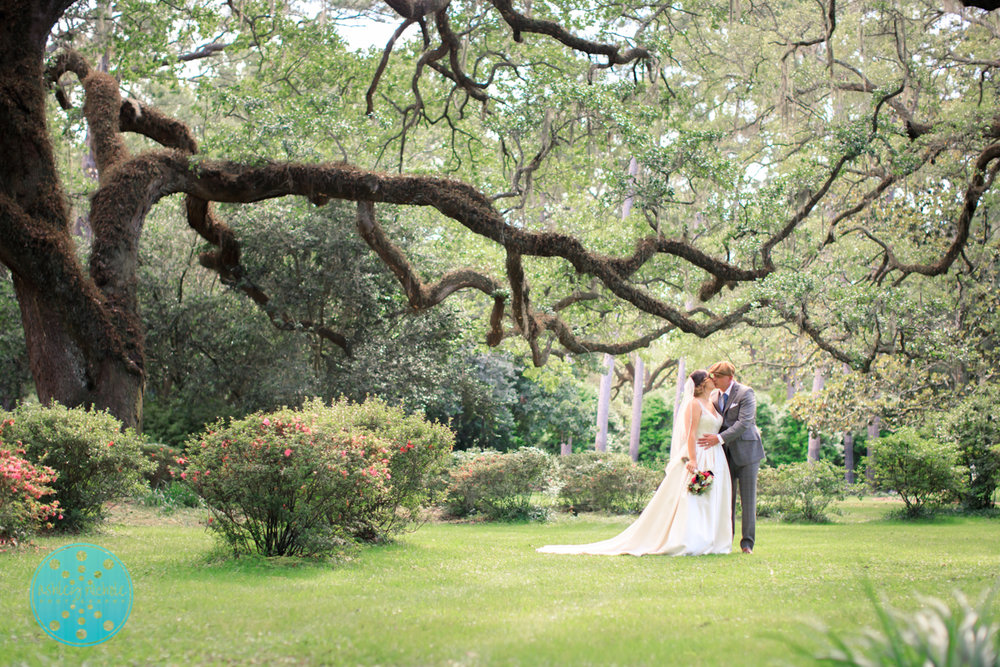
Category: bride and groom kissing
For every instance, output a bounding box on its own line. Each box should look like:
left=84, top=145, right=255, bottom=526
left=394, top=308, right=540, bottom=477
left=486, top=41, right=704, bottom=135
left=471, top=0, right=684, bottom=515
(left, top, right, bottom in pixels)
left=538, top=362, right=764, bottom=556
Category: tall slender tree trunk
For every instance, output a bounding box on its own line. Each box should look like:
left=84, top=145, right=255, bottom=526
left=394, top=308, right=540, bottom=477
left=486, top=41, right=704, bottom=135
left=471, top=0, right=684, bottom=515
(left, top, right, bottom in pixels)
left=807, top=366, right=825, bottom=461
left=621, top=157, right=639, bottom=220
left=785, top=373, right=797, bottom=400
left=595, top=353, right=613, bottom=451
left=560, top=436, right=572, bottom=456
left=866, top=415, right=881, bottom=483
left=673, top=357, right=687, bottom=414
left=629, top=355, right=644, bottom=462
left=843, top=431, right=855, bottom=483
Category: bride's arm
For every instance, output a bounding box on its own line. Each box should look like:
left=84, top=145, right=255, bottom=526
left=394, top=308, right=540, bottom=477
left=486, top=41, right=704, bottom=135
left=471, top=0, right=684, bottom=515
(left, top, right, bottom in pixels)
left=685, top=401, right=701, bottom=473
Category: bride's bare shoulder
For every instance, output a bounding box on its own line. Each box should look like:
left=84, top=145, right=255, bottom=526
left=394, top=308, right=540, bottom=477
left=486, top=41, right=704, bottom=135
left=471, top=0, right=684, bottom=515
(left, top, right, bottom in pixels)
left=686, top=399, right=703, bottom=418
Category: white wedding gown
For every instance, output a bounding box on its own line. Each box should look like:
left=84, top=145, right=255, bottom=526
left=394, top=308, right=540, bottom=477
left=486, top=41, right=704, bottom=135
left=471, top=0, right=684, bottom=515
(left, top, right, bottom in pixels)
left=537, top=407, right=732, bottom=556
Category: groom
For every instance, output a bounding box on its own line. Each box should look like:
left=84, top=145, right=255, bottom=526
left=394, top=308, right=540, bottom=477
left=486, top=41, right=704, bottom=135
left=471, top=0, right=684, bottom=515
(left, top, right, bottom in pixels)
left=697, top=362, right=764, bottom=554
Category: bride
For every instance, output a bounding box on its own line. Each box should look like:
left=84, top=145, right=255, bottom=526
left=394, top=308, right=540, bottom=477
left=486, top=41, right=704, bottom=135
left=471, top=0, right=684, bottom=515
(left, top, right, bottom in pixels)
left=537, top=370, right=732, bottom=556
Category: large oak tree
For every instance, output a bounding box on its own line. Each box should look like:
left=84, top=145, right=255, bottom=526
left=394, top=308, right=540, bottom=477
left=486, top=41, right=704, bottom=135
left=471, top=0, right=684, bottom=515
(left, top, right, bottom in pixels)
left=2, top=0, right=997, bottom=428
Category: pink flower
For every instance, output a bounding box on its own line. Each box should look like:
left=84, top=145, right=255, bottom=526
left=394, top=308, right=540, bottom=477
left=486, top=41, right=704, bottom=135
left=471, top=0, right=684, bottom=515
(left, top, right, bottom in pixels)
left=262, top=418, right=271, bottom=426
left=107, top=441, right=114, bottom=447
left=284, top=448, right=292, bottom=457
left=180, top=472, right=187, bottom=480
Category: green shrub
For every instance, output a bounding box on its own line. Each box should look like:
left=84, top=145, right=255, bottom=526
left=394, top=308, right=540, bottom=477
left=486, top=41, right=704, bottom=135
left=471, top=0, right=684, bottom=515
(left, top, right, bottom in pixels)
left=946, top=389, right=1000, bottom=510
left=755, top=465, right=783, bottom=518
left=555, top=452, right=662, bottom=514
left=0, top=431, right=61, bottom=547
left=756, top=459, right=848, bottom=522
left=810, top=587, right=999, bottom=666
left=137, top=481, right=202, bottom=512
left=637, top=396, right=672, bottom=465
left=2, top=403, right=152, bottom=532
left=445, top=447, right=553, bottom=521
left=143, top=395, right=236, bottom=450
left=185, top=398, right=452, bottom=555
left=866, top=428, right=964, bottom=518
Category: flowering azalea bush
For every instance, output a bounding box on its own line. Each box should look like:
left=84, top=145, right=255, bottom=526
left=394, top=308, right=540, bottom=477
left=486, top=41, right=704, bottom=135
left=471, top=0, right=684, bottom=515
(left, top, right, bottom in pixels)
left=555, top=452, right=662, bottom=514
left=0, top=429, right=61, bottom=548
left=2, top=403, right=152, bottom=532
left=444, top=447, right=553, bottom=521
left=310, top=397, right=454, bottom=540
left=141, top=443, right=184, bottom=489
left=184, top=398, right=452, bottom=556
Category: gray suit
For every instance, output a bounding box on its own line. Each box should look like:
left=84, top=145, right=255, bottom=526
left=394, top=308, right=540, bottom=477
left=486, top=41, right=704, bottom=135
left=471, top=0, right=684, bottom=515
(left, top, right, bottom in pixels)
left=717, top=382, right=764, bottom=551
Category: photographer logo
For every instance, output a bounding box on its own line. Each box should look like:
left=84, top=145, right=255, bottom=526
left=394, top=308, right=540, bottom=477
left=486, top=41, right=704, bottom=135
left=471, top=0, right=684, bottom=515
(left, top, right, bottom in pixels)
left=29, top=543, right=133, bottom=646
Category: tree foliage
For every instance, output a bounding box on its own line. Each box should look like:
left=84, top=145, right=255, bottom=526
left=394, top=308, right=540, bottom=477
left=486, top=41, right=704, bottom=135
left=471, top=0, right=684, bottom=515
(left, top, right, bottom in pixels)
left=2, top=0, right=999, bottom=427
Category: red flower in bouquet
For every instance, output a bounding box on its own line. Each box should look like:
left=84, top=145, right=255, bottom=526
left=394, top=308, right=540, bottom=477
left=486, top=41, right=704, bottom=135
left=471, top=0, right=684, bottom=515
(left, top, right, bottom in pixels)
left=688, top=469, right=714, bottom=495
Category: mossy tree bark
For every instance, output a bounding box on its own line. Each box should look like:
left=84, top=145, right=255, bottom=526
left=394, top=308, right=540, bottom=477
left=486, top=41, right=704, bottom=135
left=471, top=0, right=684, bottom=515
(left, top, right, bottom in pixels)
left=0, top=0, right=144, bottom=428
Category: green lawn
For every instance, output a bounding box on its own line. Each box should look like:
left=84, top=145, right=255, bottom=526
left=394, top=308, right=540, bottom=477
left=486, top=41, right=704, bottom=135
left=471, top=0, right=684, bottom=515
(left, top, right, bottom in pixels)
left=1, top=499, right=998, bottom=666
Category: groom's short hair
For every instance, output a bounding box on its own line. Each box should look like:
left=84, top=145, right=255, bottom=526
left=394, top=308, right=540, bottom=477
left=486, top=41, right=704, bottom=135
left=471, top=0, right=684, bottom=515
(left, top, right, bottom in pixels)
left=709, top=361, right=735, bottom=377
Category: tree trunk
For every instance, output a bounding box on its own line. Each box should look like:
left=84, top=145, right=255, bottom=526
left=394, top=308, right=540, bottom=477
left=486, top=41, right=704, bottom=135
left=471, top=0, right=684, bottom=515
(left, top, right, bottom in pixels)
left=673, top=357, right=687, bottom=414
left=866, top=415, right=881, bottom=483
left=807, top=366, right=825, bottom=461
left=595, top=353, right=613, bottom=451
left=0, top=2, right=145, bottom=429
left=629, top=354, right=644, bottom=462
left=785, top=373, right=797, bottom=400
left=843, top=431, right=855, bottom=484
left=621, top=157, right=639, bottom=220
left=561, top=436, right=572, bottom=456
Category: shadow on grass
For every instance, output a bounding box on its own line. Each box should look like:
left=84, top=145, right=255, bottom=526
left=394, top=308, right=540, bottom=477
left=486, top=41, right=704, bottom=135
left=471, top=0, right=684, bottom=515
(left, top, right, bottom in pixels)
left=147, top=536, right=425, bottom=583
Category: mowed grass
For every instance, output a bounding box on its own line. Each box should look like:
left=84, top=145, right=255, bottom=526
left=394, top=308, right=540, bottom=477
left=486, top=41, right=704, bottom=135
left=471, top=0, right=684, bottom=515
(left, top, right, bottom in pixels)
left=1, top=499, right=998, bottom=666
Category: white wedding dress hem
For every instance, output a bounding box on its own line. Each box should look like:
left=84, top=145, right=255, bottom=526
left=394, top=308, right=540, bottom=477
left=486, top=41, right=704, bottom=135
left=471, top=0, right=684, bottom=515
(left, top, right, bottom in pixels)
left=537, top=406, right=732, bottom=557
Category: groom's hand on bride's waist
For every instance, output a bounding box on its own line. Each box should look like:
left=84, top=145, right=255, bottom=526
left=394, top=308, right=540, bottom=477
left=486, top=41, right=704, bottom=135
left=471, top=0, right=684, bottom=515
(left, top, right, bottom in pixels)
left=697, top=434, right=722, bottom=448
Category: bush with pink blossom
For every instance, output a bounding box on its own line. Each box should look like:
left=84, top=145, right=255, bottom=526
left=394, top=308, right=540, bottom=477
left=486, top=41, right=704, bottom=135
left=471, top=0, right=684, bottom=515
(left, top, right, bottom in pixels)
left=1, top=420, right=61, bottom=548
left=183, top=398, right=452, bottom=556
left=3, top=403, right=152, bottom=532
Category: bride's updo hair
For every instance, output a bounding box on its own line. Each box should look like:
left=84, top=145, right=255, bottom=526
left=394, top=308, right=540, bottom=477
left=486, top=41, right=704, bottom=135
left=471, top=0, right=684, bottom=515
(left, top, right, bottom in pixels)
left=690, top=370, right=711, bottom=396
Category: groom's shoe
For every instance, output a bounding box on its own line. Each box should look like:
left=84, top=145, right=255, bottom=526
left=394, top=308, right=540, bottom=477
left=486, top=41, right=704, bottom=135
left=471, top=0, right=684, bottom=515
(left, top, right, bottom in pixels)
left=741, top=547, right=753, bottom=554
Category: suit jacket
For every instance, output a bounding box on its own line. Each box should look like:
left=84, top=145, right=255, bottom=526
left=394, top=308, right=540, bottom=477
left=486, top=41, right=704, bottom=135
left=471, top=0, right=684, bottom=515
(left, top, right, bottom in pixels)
left=717, top=382, right=765, bottom=466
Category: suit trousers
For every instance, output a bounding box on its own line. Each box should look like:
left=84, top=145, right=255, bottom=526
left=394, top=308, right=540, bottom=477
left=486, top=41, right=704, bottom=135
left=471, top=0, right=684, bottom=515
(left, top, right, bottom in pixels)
left=728, top=456, right=759, bottom=551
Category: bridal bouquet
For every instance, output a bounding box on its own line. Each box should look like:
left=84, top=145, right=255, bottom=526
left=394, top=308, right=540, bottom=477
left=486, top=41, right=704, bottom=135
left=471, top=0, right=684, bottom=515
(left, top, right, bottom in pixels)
left=688, top=470, right=714, bottom=495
